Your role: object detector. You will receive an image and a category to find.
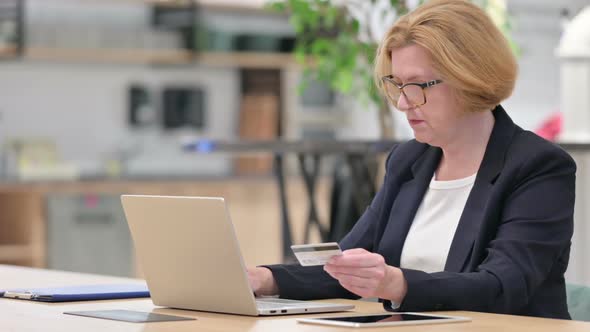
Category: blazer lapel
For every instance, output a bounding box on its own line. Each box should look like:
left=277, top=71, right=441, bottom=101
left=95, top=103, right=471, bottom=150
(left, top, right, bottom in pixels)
left=378, top=147, right=442, bottom=267
left=444, top=105, right=517, bottom=272
left=443, top=180, right=494, bottom=272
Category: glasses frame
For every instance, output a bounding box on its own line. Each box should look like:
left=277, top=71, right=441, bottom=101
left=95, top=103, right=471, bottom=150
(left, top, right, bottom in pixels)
left=381, top=75, right=443, bottom=107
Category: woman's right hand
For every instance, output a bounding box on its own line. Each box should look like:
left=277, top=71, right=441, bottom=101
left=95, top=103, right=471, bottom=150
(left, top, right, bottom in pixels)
left=247, top=267, right=279, bottom=296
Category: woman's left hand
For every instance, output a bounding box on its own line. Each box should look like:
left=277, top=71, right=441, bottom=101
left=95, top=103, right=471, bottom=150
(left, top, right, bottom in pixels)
left=323, top=248, right=407, bottom=303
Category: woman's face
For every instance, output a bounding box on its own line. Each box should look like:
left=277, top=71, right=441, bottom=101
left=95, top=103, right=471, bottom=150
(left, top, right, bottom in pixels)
left=389, top=44, right=466, bottom=148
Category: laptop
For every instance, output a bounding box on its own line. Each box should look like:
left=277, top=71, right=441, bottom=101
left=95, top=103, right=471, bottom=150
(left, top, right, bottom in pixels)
left=120, top=195, right=354, bottom=316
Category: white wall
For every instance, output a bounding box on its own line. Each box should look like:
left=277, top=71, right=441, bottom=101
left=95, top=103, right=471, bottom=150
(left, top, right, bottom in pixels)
left=0, top=62, right=240, bottom=176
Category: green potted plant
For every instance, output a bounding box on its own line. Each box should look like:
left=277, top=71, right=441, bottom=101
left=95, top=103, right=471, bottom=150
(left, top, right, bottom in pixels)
left=267, top=0, right=517, bottom=138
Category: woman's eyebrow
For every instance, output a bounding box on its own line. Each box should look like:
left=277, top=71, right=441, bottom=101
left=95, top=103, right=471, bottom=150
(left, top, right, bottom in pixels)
left=406, top=75, right=429, bottom=82
left=390, top=74, right=429, bottom=83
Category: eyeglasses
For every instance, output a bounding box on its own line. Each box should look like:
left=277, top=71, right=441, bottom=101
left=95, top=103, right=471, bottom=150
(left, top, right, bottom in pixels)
left=381, top=75, right=443, bottom=107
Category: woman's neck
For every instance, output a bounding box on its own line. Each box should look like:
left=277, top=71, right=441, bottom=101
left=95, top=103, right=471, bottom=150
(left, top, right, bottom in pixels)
left=436, top=111, right=495, bottom=181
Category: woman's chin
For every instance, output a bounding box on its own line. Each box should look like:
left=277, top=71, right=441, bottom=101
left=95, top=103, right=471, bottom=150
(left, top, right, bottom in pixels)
left=413, top=133, right=428, bottom=144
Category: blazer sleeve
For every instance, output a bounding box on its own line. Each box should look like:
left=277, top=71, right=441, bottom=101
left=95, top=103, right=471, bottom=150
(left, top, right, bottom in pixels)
left=262, top=144, right=399, bottom=300
left=387, top=146, right=576, bottom=314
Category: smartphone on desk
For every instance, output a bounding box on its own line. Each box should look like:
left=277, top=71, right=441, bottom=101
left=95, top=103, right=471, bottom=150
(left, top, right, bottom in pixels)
left=297, top=312, right=471, bottom=328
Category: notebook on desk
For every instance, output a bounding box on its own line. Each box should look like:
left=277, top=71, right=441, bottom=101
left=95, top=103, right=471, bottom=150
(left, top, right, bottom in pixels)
left=0, top=284, right=150, bottom=302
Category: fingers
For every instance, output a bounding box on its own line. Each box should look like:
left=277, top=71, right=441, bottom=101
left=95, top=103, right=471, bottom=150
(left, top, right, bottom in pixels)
left=324, top=264, right=385, bottom=279
left=247, top=267, right=278, bottom=296
left=246, top=268, right=262, bottom=291
left=338, top=280, right=375, bottom=297
left=323, top=249, right=389, bottom=298
left=328, top=249, right=385, bottom=268
left=331, top=271, right=381, bottom=289
left=341, top=284, right=374, bottom=298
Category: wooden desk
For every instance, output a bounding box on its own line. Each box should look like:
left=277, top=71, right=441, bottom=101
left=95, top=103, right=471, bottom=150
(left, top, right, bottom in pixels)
left=1, top=265, right=589, bottom=332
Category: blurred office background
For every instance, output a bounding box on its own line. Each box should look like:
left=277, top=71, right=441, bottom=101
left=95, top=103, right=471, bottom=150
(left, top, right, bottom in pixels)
left=0, top=0, right=589, bottom=287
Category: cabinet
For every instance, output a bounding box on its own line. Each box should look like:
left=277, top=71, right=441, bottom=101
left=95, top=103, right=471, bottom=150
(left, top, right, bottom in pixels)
left=0, top=191, right=44, bottom=267
left=46, top=194, right=133, bottom=277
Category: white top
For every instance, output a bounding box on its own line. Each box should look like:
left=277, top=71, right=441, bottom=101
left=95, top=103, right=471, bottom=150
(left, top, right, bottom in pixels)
left=400, top=173, right=477, bottom=273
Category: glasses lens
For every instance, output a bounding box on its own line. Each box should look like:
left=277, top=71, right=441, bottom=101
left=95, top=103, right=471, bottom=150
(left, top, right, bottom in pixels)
left=402, top=85, right=425, bottom=106
left=383, top=80, right=401, bottom=104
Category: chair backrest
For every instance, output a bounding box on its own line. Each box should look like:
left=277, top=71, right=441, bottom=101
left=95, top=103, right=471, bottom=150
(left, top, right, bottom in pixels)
left=567, top=283, right=590, bottom=321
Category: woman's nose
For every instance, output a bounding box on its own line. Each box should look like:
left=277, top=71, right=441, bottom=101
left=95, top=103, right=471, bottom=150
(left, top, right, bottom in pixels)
left=396, top=92, right=413, bottom=111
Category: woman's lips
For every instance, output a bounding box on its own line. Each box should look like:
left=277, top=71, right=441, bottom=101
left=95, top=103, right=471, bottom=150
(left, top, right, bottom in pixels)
left=409, top=119, right=425, bottom=126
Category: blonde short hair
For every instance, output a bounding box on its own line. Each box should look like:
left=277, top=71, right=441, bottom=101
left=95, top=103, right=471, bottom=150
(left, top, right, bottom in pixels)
left=374, top=0, right=518, bottom=112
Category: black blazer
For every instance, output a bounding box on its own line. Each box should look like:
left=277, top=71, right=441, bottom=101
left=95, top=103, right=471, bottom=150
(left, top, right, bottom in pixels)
left=266, top=105, right=576, bottom=319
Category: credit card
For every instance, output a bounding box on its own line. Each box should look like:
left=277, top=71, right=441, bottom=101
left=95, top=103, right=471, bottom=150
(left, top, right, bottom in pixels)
left=291, top=242, right=342, bottom=266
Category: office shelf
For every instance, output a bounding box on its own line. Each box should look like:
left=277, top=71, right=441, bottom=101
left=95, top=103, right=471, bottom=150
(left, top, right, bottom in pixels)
left=23, top=47, right=195, bottom=65
left=51, top=0, right=271, bottom=13
left=85, top=0, right=268, bottom=11
left=198, top=51, right=296, bottom=69
left=196, top=0, right=269, bottom=12
left=21, top=47, right=297, bottom=68
left=11, top=0, right=290, bottom=66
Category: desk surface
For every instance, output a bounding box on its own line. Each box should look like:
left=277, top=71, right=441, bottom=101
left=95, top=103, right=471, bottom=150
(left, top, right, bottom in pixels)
left=1, top=265, right=589, bottom=332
